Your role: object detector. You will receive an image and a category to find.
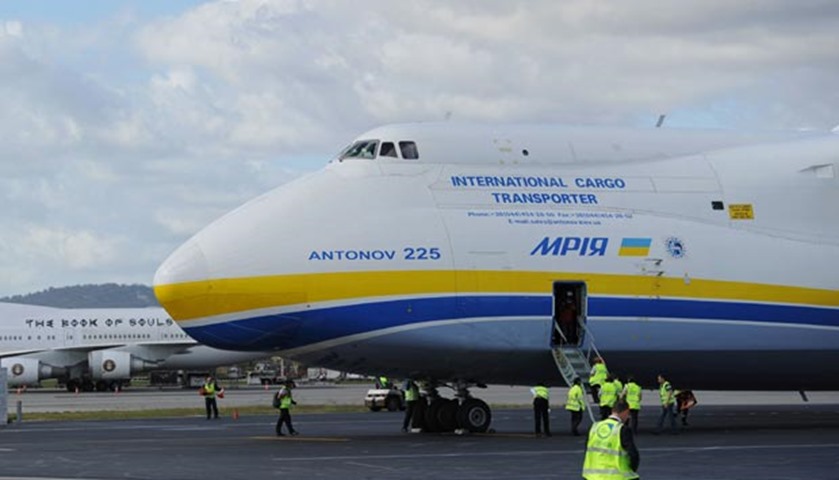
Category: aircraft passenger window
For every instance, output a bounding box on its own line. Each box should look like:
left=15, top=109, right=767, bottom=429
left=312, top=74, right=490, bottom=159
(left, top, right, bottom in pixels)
left=339, top=140, right=379, bottom=160
left=399, top=141, right=419, bottom=159
left=380, top=142, right=397, bottom=157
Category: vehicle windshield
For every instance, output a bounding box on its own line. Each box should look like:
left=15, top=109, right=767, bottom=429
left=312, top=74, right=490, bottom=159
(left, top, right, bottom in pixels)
left=339, top=140, right=379, bottom=160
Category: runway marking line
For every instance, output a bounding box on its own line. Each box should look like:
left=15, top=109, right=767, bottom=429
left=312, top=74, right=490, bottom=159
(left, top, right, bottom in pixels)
left=269, top=443, right=839, bottom=462
left=250, top=435, right=349, bottom=442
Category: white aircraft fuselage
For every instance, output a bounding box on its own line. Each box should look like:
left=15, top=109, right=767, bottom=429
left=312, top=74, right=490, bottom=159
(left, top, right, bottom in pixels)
left=0, top=302, right=270, bottom=389
left=154, top=123, right=839, bottom=390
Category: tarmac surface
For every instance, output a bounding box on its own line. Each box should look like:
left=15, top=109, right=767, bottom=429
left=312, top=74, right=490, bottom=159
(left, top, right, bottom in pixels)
left=1, top=398, right=838, bottom=479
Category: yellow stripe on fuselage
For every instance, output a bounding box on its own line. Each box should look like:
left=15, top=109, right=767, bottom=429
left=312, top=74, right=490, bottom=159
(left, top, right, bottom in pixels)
left=154, top=270, right=839, bottom=323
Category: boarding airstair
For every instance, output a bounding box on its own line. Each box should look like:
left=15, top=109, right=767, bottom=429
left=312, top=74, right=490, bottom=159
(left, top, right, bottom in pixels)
left=551, top=322, right=601, bottom=425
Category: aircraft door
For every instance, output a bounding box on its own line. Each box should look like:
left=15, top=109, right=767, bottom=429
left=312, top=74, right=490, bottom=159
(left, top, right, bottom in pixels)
left=551, top=281, right=587, bottom=347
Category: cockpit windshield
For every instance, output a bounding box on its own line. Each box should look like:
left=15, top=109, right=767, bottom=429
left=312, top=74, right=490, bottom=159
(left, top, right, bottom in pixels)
left=339, top=140, right=379, bottom=160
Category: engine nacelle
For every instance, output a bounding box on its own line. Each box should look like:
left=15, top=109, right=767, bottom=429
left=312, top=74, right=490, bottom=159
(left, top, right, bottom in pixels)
left=1, top=357, right=63, bottom=386
left=88, top=350, right=158, bottom=380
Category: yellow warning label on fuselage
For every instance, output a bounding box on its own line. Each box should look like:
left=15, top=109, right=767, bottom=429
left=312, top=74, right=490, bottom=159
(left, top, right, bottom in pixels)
left=728, top=204, right=754, bottom=220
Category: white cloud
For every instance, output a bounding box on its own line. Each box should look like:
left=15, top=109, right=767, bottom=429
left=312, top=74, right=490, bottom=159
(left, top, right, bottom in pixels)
left=2, top=0, right=839, bottom=295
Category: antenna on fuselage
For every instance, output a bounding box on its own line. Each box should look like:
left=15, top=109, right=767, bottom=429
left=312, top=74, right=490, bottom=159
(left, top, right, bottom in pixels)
left=655, top=114, right=667, bottom=128
left=444, top=111, right=453, bottom=121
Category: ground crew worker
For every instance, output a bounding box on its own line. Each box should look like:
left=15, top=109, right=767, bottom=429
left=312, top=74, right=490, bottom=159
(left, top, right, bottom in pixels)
left=531, top=381, right=551, bottom=437
left=402, top=379, right=420, bottom=432
left=598, top=374, right=618, bottom=420
left=201, top=375, right=222, bottom=420
left=565, top=377, right=586, bottom=436
left=623, top=375, right=642, bottom=434
left=589, top=357, right=608, bottom=404
left=376, top=376, right=391, bottom=389
left=655, top=373, right=678, bottom=434
left=612, top=375, right=623, bottom=400
left=276, top=380, right=299, bottom=436
left=582, top=399, right=640, bottom=480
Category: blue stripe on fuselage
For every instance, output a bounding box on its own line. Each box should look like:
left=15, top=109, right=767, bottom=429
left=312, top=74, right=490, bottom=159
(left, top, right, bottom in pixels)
left=184, top=295, right=839, bottom=351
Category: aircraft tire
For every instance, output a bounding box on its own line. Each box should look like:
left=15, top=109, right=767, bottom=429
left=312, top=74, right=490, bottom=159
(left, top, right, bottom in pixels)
left=456, top=398, right=491, bottom=433
left=424, top=398, right=446, bottom=432
left=436, top=399, right=459, bottom=432
left=385, top=395, right=401, bottom=412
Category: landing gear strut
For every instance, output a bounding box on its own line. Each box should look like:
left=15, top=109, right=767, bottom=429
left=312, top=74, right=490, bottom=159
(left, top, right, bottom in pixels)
left=420, top=382, right=492, bottom=433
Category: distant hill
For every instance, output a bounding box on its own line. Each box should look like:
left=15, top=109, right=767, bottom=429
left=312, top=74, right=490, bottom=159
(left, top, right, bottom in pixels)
left=0, top=283, right=160, bottom=308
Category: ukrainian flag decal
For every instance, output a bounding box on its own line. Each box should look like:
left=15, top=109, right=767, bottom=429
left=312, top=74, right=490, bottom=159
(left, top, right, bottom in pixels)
left=618, top=238, right=652, bottom=256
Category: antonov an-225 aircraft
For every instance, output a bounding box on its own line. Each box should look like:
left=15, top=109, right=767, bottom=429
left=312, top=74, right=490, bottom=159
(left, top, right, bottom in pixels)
left=154, top=122, right=839, bottom=432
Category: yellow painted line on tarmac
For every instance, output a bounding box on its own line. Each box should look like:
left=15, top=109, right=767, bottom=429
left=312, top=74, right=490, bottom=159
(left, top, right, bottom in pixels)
left=250, top=435, right=349, bottom=442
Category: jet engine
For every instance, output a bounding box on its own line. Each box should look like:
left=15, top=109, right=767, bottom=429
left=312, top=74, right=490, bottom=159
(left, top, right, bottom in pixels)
left=88, top=350, right=158, bottom=380
left=1, top=357, right=64, bottom=386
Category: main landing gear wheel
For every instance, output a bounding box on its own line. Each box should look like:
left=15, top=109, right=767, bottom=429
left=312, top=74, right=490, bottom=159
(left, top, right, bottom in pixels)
left=437, top=399, right=459, bottom=432
left=457, top=398, right=492, bottom=433
left=424, top=398, right=445, bottom=432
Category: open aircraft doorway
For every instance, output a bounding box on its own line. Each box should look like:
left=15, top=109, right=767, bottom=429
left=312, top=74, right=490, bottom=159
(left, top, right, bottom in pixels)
left=552, top=281, right=587, bottom=348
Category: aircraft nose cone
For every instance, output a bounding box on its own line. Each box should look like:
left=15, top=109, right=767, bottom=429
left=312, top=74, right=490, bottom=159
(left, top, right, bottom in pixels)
left=153, top=239, right=211, bottom=321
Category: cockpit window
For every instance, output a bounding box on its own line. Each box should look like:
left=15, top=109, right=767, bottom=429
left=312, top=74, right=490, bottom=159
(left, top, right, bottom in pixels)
left=340, top=140, right=379, bottom=160
left=399, top=141, right=419, bottom=160
left=380, top=142, right=397, bottom=158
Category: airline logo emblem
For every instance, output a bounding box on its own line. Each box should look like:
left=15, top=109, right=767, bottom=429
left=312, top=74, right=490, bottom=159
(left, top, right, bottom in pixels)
left=618, top=238, right=652, bottom=256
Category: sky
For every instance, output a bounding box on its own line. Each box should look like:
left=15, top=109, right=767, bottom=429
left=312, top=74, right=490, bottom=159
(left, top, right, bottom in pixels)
left=1, top=0, right=839, bottom=297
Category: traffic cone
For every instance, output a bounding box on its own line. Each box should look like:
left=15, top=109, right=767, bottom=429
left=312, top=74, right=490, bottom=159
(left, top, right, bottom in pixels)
left=75, top=387, right=80, bottom=395
left=263, top=382, right=269, bottom=391
left=232, top=409, right=239, bottom=420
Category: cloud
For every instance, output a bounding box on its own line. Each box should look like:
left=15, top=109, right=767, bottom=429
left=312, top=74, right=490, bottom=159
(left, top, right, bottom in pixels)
left=2, top=0, right=839, bottom=296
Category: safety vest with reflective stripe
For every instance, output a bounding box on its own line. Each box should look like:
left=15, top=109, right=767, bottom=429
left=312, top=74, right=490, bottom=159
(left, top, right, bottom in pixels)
left=624, top=382, right=642, bottom=410
left=599, top=381, right=618, bottom=407
left=405, top=383, right=419, bottom=402
left=203, top=381, right=216, bottom=398
left=590, top=363, right=608, bottom=386
left=582, top=417, right=639, bottom=480
left=279, top=387, right=293, bottom=409
left=566, top=384, right=586, bottom=412
left=659, top=381, right=675, bottom=406
left=533, top=385, right=549, bottom=400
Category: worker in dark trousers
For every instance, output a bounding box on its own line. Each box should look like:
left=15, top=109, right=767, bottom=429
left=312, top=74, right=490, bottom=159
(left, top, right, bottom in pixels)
left=598, top=374, right=618, bottom=420
left=655, top=373, right=679, bottom=434
left=565, top=377, right=586, bottom=436
left=532, top=382, right=551, bottom=437
left=402, top=379, right=420, bottom=432
left=589, top=357, right=608, bottom=404
left=201, top=375, right=223, bottom=419
left=276, top=380, right=299, bottom=436
left=623, top=375, right=642, bottom=434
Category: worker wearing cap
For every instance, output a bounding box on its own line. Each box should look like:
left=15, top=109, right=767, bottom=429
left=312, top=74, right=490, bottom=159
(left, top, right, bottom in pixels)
left=531, top=382, right=551, bottom=437
left=565, top=377, right=586, bottom=436
left=582, top=399, right=640, bottom=480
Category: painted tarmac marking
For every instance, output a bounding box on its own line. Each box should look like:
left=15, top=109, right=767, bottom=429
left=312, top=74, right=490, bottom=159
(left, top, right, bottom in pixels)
left=251, top=435, right=349, bottom=442
left=270, top=443, right=839, bottom=462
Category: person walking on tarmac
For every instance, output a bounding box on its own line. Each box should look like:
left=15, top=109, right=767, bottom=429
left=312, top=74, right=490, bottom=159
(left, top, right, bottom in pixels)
left=598, top=374, right=618, bottom=420
left=565, top=377, right=586, bottom=436
left=589, top=357, right=608, bottom=404
left=531, top=382, right=551, bottom=437
left=402, top=379, right=420, bottom=432
left=582, top=399, right=640, bottom=480
left=275, top=380, right=299, bottom=436
left=200, top=375, right=223, bottom=420
left=623, top=375, right=642, bottom=434
left=655, top=374, right=679, bottom=434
